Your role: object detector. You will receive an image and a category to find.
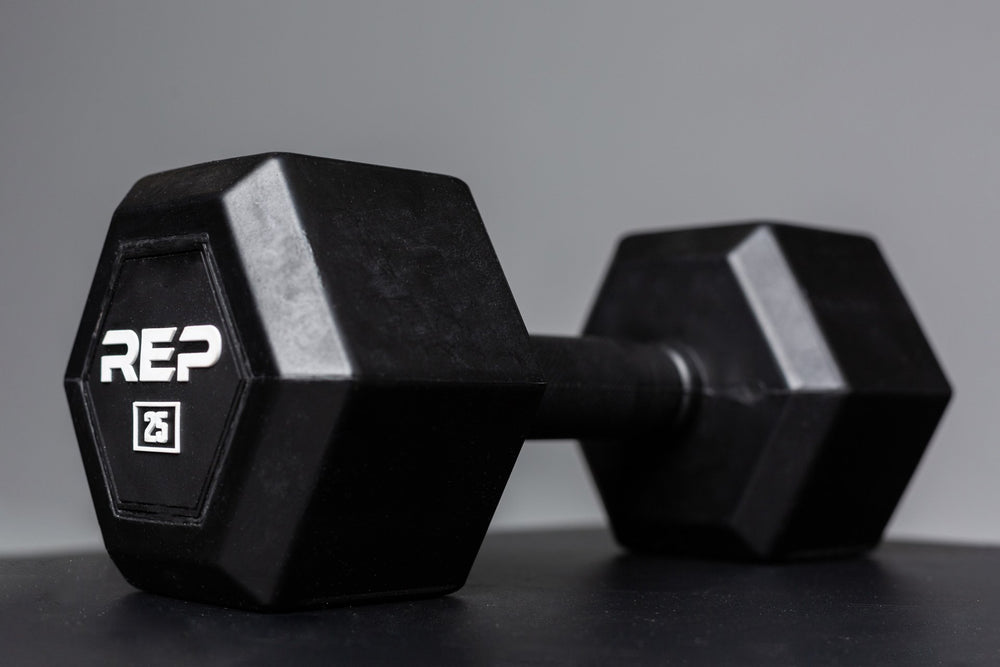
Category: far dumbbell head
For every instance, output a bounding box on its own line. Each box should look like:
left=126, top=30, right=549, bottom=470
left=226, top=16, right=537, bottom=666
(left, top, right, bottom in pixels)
left=583, top=224, right=951, bottom=559
left=65, top=153, right=950, bottom=610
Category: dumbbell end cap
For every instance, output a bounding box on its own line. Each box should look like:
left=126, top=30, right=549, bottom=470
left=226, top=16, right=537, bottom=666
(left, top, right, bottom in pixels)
left=583, top=221, right=950, bottom=561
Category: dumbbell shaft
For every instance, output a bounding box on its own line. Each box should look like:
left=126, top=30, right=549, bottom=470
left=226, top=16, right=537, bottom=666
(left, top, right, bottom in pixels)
left=528, top=335, right=694, bottom=440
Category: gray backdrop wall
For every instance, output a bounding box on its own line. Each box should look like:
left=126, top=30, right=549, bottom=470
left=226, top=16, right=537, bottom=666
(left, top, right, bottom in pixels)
left=0, top=1, right=990, bottom=554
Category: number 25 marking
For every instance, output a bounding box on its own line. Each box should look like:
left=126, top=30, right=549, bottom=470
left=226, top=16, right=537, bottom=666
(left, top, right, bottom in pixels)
left=143, top=411, right=170, bottom=444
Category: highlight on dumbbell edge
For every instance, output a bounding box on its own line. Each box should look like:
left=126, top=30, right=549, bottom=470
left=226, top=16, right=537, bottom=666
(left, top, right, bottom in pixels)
left=64, top=153, right=951, bottom=610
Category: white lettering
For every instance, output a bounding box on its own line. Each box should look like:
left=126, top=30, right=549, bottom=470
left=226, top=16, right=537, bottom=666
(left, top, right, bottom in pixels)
left=143, top=411, right=170, bottom=443
left=176, top=325, right=223, bottom=382
left=100, top=329, right=140, bottom=382
left=139, top=327, right=177, bottom=382
left=99, top=324, right=222, bottom=382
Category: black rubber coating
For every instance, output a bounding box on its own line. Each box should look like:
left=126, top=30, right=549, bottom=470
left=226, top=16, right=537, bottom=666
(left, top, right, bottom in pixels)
left=528, top=335, right=692, bottom=440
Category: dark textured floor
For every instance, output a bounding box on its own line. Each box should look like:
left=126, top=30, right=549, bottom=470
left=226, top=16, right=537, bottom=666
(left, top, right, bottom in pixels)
left=1, top=529, right=998, bottom=665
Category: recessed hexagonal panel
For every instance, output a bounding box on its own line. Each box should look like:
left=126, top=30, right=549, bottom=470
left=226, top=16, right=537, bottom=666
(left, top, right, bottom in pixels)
left=82, top=238, right=247, bottom=523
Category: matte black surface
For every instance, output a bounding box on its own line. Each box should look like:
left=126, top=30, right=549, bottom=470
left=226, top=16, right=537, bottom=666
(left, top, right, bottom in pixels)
left=583, top=223, right=951, bottom=560
left=528, top=335, right=690, bottom=440
left=65, top=153, right=544, bottom=609
left=65, top=154, right=951, bottom=609
left=2, top=529, right=998, bottom=666
left=83, top=241, right=247, bottom=521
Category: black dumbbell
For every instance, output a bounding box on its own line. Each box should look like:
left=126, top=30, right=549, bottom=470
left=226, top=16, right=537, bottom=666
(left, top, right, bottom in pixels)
left=64, top=153, right=951, bottom=610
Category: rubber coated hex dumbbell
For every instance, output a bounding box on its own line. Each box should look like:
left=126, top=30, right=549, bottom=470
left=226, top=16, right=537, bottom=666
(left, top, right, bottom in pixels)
left=64, top=153, right=951, bottom=610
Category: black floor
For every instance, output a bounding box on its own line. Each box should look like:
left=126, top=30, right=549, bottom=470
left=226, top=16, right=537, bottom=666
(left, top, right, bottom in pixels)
left=1, top=529, right=998, bottom=665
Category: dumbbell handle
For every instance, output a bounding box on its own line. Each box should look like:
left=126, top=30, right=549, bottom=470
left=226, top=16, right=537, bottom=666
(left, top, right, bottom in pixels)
left=528, top=335, right=696, bottom=440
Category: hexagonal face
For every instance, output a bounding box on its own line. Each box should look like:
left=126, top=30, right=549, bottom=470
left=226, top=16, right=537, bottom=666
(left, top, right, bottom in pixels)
left=583, top=222, right=950, bottom=560
left=79, top=238, right=248, bottom=522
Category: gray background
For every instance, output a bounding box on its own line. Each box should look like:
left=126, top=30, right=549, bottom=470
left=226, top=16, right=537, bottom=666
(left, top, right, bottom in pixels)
left=0, top=2, right=990, bottom=554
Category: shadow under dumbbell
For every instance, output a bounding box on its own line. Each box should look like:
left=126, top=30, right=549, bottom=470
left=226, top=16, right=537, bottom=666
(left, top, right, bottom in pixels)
left=1, top=529, right=998, bottom=665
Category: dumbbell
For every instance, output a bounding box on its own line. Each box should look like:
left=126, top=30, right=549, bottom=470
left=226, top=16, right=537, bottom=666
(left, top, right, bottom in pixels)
left=64, top=153, right=951, bottom=611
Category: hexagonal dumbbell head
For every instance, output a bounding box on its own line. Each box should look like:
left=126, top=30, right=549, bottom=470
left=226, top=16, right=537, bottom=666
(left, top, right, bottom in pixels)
left=65, top=153, right=544, bottom=610
left=582, top=223, right=951, bottom=560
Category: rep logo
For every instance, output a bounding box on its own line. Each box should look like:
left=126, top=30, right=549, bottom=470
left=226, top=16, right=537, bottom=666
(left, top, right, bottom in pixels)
left=100, top=325, right=222, bottom=383
left=133, top=402, right=181, bottom=454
